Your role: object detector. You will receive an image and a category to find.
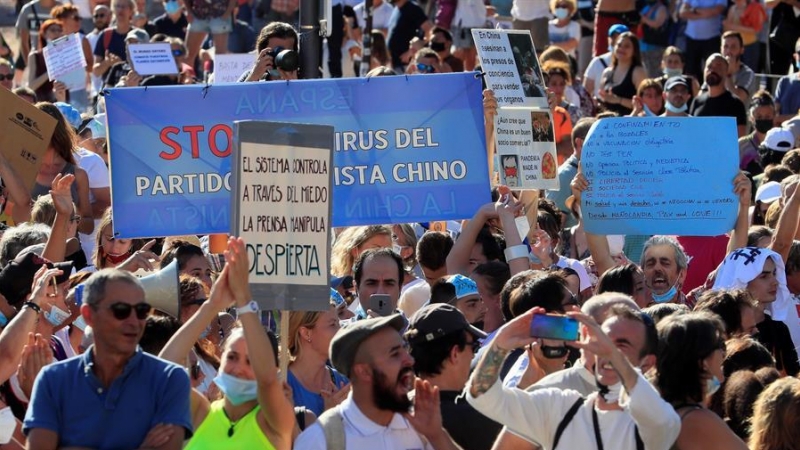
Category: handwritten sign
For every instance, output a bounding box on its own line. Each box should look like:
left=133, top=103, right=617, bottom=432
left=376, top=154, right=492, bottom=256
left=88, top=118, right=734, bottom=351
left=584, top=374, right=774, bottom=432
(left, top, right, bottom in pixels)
left=214, top=53, right=255, bottom=84
left=231, top=121, right=333, bottom=311
left=127, top=42, right=179, bottom=76
left=472, top=28, right=547, bottom=108
left=43, top=33, right=86, bottom=91
left=581, top=117, right=739, bottom=236
left=495, top=108, right=558, bottom=189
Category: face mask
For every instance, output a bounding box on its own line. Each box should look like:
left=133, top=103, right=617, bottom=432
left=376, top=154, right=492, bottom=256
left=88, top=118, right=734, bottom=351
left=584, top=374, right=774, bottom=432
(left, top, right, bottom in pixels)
left=45, top=305, right=71, bottom=327
left=429, top=41, right=446, bottom=52
left=554, top=7, right=570, bottom=19
left=596, top=379, right=623, bottom=403
left=642, top=103, right=657, bottom=116
left=795, top=60, right=800, bottom=70
left=663, top=67, right=682, bottom=77
left=0, top=407, right=14, bottom=445
left=706, top=375, right=721, bottom=396
left=199, top=325, right=210, bottom=339
left=164, top=0, right=181, bottom=14
left=73, top=315, right=88, bottom=332
left=754, top=119, right=773, bottom=134
left=665, top=100, right=687, bottom=113
left=651, top=283, right=678, bottom=303
left=214, top=371, right=258, bottom=405
left=104, top=249, right=131, bottom=265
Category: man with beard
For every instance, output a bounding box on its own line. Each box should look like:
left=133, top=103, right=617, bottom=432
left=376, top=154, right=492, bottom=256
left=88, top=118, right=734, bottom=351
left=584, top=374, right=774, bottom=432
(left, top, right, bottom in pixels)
left=640, top=236, right=690, bottom=306
left=466, top=303, right=680, bottom=450
left=689, top=53, right=747, bottom=137
left=406, top=304, right=500, bottom=450
left=429, top=275, right=487, bottom=330
left=294, top=314, right=464, bottom=449
left=661, top=76, right=691, bottom=116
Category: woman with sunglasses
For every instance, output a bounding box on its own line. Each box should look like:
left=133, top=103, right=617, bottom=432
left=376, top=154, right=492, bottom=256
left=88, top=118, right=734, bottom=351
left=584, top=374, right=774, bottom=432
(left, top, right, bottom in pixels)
left=160, top=237, right=295, bottom=450
left=655, top=311, right=748, bottom=450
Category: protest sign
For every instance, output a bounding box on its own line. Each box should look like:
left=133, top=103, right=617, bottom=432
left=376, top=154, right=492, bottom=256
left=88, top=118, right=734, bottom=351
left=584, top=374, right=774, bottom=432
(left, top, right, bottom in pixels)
left=43, top=33, right=86, bottom=91
left=127, top=42, right=179, bottom=76
left=0, top=88, right=57, bottom=191
left=214, top=53, right=255, bottom=84
left=231, top=121, right=332, bottom=311
left=105, top=73, right=490, bottom=238
left=495, top=108, right=558, bottom=189
left=472, top=29, right=547, bottom=108
left=581, top=117, right=739, bottom=236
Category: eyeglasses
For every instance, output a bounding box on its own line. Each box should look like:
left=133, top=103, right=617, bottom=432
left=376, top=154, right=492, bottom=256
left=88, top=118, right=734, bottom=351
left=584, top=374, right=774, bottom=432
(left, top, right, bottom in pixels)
left=416, top=63, right=435, bottom=73
left=107, top=302, right=152, bottom=320
left=466, top=339, right=481, bottom=353
left=562, top=293, right=579, bottom=307
left=172, top=49, right=185, bottom=57
left=70, top=215, right=82, bottom=223
left=0, top=74, right=13, bottom=81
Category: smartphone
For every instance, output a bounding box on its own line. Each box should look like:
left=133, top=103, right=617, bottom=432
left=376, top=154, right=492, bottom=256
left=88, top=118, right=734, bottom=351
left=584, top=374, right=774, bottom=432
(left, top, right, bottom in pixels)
left=368, top=294, right=393, bottom=317
left=529, top=314, right=579, bottom=341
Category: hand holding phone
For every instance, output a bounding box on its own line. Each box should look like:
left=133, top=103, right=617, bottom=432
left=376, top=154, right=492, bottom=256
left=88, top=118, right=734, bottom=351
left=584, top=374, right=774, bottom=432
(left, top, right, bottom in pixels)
left=368, top=294, right=393, bottom=317
left=529, top=314, right=579, bottom=341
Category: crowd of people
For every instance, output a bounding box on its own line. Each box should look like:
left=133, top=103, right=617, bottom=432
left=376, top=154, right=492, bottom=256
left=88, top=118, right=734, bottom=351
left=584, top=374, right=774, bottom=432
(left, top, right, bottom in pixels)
left=0, top=0, right=800, bottom=447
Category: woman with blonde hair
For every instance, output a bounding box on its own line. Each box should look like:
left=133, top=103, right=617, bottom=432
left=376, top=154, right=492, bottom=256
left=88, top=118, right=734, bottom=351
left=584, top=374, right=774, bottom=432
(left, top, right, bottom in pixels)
left=748, top=377, right=800, bottom=450
left=285, top=289, right=349, bottom=418
left=330, top=225, right=392, bottom=277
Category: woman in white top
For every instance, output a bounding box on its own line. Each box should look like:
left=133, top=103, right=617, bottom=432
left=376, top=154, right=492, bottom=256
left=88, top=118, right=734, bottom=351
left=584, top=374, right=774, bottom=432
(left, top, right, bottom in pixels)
left=547, top=0, right=580, bottom=58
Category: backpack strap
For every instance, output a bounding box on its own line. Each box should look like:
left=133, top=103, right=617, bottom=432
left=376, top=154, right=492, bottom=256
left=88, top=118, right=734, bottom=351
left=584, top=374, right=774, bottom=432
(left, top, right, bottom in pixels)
left=102, top=28, right=113, bottom=55
left=553, top=397, right=585, bottom=449
left=599, top=57, right=608, bottom=69
left=634, top=426, right=644, bottom=450
left=317, top=407, right=346, bottom=450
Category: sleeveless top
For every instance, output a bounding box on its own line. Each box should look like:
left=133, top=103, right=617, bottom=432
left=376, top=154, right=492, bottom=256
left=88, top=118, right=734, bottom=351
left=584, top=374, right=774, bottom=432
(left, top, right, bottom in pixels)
left=31, top=162, right=79, bottom=203
left=33, top=51, right=56, bottom=103
left=669, top=403, right=703, bottom=450
left=602, top=65, right=636, bottom=116
left=185, top=400, right=276, bottom=450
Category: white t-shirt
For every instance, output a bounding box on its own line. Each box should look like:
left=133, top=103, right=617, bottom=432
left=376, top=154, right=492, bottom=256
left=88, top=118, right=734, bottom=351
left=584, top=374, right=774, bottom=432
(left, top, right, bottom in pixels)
left=75, top=148, right=110, bottom=264
left=294, top=396, right=433, bottom=449
left=584, top=53, right=612, bottom=97
left=511, top=0, right=550, bottom=21
left=548, top=20, right=581, bottom=58
left=354, top=1, right=395, bottom=30
left=467, top=371, right=681, bottom=450
left=86, top=30, right=103, bottom=96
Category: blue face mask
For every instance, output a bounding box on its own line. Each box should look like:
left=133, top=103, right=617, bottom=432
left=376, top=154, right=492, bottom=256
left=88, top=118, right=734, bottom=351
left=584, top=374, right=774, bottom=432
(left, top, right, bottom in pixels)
left=665, top=100, right=687, bottom=113
left=706, top=375, right=721, bottom=396
left=651, top=283, right=678, bottom=303
left=214, top=371, right=258, bottom=405
left=199, top=325, right=210, bottom=339
left=554, top=7, right=570, bottom=19
left=663, top=67, right=682, bottom=77
left=164, top=0, right=181, bottom=15
left=642, top=104, right=657, bottom=116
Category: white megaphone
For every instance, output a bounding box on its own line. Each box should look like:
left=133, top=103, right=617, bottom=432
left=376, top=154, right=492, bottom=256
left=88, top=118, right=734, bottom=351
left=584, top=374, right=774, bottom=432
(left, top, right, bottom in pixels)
left=138, top=259, right=181, bottom=320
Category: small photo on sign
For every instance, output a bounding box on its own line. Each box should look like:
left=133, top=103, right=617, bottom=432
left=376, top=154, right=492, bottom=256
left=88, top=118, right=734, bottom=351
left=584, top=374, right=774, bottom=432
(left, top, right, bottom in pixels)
left=508, top=33, right=545, bottom=99
left=500, top=154, right=520, bottom=187
left=531, top=111, right=554, bottom=143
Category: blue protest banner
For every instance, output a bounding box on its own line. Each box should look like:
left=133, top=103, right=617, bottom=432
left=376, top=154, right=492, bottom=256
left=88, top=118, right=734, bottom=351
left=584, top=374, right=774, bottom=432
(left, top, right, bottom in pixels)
left=581, top=117, right=739, bottom=236
left=105, top=73, right=490, bottom=238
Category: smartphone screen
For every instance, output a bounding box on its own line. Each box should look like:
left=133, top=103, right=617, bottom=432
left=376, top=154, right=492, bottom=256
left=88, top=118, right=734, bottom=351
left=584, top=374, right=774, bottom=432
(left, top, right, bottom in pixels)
left=368, top=294, right=393, bottom=317
left=529, top=314, right=579, bottom=341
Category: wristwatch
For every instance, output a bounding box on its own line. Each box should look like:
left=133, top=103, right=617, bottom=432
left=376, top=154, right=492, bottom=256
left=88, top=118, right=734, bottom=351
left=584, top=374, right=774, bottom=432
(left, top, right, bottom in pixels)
left=235, top=300, right=259, bottom=316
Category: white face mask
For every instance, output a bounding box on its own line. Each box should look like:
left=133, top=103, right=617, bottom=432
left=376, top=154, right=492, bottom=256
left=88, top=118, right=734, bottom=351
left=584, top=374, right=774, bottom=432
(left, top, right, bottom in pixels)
left=0, top=406, right=16, bottom=445
left=45, top=305, right=71, bottom=328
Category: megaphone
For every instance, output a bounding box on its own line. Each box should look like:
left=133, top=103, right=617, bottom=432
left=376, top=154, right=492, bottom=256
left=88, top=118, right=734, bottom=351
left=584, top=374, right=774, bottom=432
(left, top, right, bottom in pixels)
left=139, top=259, right=181, bottom=321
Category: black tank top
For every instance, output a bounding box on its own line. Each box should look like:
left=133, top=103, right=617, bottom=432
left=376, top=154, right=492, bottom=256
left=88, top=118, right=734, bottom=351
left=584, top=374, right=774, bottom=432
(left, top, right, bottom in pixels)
left=602, top=65, right=637, bottom=116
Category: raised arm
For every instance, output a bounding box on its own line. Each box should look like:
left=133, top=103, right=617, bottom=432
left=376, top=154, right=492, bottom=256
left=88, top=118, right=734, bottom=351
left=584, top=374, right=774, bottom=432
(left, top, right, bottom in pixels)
left=770, top=184, right=800, bottom=262
left=726, top=172, right=751, bottom=254
left=571, top=167, right=614, bottom=276
left=42, top=174, right=74, bottom=264
left=446, top=203, right=496, bottom=275
left=494, top=186, right=529, bottom=275
left=225, top=237, right=295, bottom=447
left=484, top=89, right=498, bottom=180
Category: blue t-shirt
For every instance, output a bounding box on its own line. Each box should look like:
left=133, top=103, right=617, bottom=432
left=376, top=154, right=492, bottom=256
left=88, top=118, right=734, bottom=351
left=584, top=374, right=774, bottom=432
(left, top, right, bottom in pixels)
left=684, top=0, right=726, bottom=40
left=776, top=76, right=800, bottom=117
left=24, top=346, right=192, bottom=449
left=287, top=367, right=348, bottom=417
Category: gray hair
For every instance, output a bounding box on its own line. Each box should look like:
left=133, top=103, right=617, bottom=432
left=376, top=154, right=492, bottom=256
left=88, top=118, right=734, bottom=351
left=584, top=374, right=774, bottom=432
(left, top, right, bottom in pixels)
left=640, top=235, right=688, bottom=272
left=581, top=292, right=639, bottom=323
left=0, top=223, right=51, bottom=265
left=83, top=269, right=143, bottom=307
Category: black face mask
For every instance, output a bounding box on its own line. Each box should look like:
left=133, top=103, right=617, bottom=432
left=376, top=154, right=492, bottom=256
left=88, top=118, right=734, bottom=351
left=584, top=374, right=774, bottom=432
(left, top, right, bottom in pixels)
left=429, top=41, right=446, bottom=52
left=541, top=345, right=569, bottom=359
left=754, top=119, right=774, bottom=134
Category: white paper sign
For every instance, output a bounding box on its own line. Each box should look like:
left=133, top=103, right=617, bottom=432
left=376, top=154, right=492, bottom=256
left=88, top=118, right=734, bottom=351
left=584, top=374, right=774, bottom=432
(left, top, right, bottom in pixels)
left=214, top=53, right=255, bottom=84
left=495, top=108, right=559, bottom=189
left=43, top=33, right=87, bottom=91
left=472, top=29, right=547, bottom=108
left=127, top=42, right=179, bottom=76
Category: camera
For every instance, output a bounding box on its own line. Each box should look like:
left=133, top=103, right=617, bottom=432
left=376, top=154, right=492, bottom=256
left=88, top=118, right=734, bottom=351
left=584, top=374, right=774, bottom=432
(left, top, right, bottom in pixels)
left=269, top=47, right=299, bottom=72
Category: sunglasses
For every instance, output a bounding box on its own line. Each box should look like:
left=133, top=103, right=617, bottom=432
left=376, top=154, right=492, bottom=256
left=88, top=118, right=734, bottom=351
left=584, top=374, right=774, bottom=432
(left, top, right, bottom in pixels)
left=416, top=63, right=435, bottom=73
left=108, top=302, right=152, bottom=320
left=0, top=74, right=13, bottom=81
left=467, top=339, right=481, bottom=353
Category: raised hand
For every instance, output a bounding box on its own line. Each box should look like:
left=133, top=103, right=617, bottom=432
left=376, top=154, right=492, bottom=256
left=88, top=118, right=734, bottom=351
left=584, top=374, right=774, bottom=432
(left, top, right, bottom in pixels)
left=17, top=333, right=53, bottom=399
left=30, top=266, right=64, bottom=309
left=49, top=173, right=76, bottom=216
left=117, top=239, right=160, bottom=273
left=483, top=89, right=498, bottom=122
left=733, top=171, right=751, bottom=206
left=224, top=237, right=251, bottom=306
left=405, top=379, right=444, bottom=441
left=208, top=264, right=234, bottom=311
left=566, top=311, right=617, bottom=360
left=321, top=379, right=351, bottom=411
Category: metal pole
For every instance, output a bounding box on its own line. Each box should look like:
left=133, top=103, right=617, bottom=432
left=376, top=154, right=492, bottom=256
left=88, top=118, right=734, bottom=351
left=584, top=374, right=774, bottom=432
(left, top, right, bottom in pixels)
left=300, top=0, right=322, bottom=78
left=359, top=0, right=373, bottom=77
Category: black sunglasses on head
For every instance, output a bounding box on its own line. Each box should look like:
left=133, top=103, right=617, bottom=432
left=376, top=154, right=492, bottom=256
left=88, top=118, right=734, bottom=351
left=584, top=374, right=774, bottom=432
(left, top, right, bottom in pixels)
left=108, top=302, right=152, bottom=320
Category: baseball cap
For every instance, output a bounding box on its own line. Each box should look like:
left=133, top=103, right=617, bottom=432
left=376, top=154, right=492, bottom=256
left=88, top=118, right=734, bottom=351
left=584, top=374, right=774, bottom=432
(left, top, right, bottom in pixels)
left=405, top=303, right=487, bottom=345
left=330, top=275, right=354, bottom=290
left=445, top=274, right=479, bottom=300
left=665, top=76, right=689, bottom=91
left=125, top=28, right=150, bottom=42
left=762, top=127, right=795, bottom=153
left=608, top=24, right=629, bottom=37
left=0, top=252, right=73, bottom=308
left=54, top=102, right=82, bottom=131
left=755, top=181, right=782, bottom=204
left=329, top=313, right=407, bottom=378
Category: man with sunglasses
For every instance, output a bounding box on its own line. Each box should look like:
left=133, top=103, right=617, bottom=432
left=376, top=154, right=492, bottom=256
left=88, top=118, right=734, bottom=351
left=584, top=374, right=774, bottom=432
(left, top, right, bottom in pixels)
left=406, top=303, right=501, bottom=450
left=24, top=269, right=192, bottom=450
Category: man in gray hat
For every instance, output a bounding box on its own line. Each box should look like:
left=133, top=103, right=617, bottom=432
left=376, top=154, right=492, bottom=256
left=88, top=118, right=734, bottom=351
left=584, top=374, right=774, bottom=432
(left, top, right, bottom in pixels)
left=294, top=314, right=464, bottom=449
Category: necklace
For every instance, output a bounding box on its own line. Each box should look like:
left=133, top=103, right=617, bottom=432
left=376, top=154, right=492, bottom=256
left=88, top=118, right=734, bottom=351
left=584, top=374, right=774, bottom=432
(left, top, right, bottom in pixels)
left=222, top=408, right=242, bottom=437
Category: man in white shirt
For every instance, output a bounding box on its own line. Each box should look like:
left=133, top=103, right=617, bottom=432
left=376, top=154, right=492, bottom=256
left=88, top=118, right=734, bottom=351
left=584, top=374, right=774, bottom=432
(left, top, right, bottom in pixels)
left=294, top=314, right=464, bottom=449
left=467, top=300, right=680, bottom=450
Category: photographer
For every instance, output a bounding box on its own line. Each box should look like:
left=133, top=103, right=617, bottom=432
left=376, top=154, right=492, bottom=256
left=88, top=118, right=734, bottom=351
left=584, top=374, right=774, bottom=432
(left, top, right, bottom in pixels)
left=239, top=22, right=299, bottom=82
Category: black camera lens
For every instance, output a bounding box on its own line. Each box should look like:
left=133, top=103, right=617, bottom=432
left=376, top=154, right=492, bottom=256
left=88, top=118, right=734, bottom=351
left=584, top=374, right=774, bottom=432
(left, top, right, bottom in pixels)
left=270, top=47, right=299, bottom=72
